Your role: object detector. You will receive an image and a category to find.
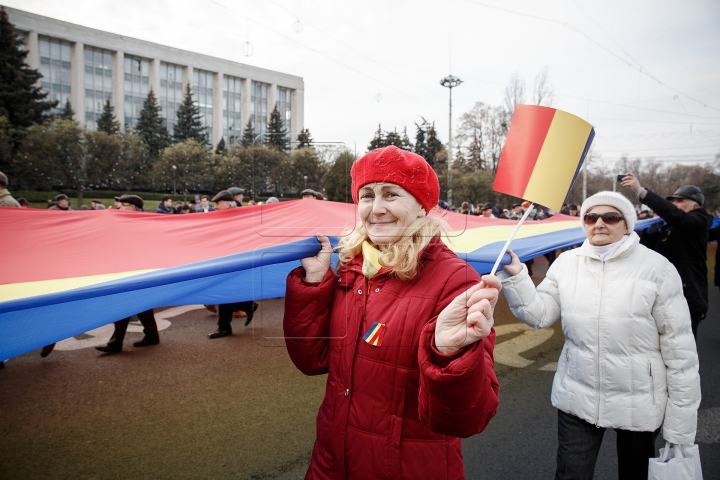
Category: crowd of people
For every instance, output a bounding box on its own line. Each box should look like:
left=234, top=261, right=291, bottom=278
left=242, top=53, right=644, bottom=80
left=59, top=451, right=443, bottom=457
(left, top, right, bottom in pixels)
left=33, top=189, right=285, bottom=213
left=0, top=153, right=712, bottom=478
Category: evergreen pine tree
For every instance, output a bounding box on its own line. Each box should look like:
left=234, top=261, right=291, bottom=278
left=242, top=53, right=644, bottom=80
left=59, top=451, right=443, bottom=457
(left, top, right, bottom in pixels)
left=58, top=99, right=75, bottom=121
left=414, top=118, right=429, bottom=161
left=173, top=84, right=207, bottom=144
left=266, top=104, right=290, bottom=152
left=96, top=99, right=120, bottom=135
left=135, top=89, right=170, bottom=162
left=367, top=124, right=385, bottom=151
left=401, top=127, right=413, bottom=151
left=384, top=128, right=402, bottom=148
left=296, top=128, right=313, bottom=149
left=240, top=120, right=256, bottom=147
left=425, top=122, right=444, bottom=167
left=215, top=137, right=226, bottom=154
left=0, top=7, right=56, bottom=131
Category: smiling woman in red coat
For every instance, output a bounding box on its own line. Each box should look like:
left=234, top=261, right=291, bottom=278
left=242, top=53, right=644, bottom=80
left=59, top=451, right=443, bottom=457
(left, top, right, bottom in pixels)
left=283, top=146, right=500, bottom=479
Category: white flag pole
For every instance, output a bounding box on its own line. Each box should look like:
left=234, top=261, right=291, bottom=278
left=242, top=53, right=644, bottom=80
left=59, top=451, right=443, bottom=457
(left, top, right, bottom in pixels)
left=490, top=203, right=534, bottom=276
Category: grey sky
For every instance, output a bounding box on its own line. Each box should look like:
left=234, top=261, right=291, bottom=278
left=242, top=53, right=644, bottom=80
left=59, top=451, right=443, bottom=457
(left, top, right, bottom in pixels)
left=6, top=0, right=720, bottom=168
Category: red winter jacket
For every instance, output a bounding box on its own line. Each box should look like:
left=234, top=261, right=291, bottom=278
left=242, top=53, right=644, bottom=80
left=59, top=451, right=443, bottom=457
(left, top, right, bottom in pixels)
left=283, top=236, right=500, bottom=479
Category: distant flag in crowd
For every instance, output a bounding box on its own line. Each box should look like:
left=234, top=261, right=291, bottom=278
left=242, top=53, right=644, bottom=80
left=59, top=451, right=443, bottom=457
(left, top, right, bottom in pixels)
left=493, top=104, right=595, bottom=212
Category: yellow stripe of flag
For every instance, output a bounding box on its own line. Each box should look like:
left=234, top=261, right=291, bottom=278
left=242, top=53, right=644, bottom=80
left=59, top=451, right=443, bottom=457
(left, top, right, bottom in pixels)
left=523, top=110, right=593, bottom=211
left=0, top=269, right=158, bottom=303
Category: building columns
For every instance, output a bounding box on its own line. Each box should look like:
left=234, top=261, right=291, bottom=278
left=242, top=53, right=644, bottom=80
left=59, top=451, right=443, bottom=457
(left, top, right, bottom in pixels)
left=291, top=88, right=304, bottom=145
left=241, top=78, right=251, bottom=135
left=112, top=51, right=124, bottom=132
left=149, top=58, right=161, bottom=100
left=267, top=83, right=277, bottom=122
left=26, top=31, right=40, bottom=71
left=212, top=72, right=223, bottom=148
left=71, top=41, right=85, bottom=125
left=183, top=65, right=193, bottom=92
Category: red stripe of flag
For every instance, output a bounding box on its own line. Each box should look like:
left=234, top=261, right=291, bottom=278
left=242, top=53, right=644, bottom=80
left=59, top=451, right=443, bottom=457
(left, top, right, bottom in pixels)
left=368, top=324, right=385, bottom=346
left=493, top=105, right=556, bottom=198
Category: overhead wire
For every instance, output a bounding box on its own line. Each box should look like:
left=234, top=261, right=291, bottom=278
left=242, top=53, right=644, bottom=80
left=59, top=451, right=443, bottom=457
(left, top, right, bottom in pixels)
left=203, top=0, right=426, bottom=103
left=262, top=0, right=445, bottom=100
left=567, top=0, right=644, bottom=70
left=555, top=92, right=720, bottom=120
left=459, top=0, right=720, bottom=113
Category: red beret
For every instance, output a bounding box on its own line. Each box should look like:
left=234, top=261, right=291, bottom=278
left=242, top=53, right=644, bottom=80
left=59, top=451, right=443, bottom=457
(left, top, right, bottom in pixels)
left=351, top=146, right=439, bottom=213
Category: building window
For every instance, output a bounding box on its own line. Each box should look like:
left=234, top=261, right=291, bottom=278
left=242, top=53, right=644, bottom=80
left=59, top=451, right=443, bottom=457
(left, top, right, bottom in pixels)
left=192, top=69, right=214, bottom=143
left=223, top=76, right=242, bottom=145
left=277, top=87, right=292, bottom=139
left=160, top=62, right=184, bottom=136
left=84, top=47, right=113, bottom=130
left=251, top=82, right=268, bottom=139
left=40, top=36, right=72, bottom=116
left=124, top=55, right=149, bottom=129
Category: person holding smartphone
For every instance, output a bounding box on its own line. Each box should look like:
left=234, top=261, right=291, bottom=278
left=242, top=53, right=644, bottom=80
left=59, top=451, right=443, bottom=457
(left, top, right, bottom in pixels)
left=621, top=172, right=712, bottom=338
left=498, top=191, right=700, bottom=480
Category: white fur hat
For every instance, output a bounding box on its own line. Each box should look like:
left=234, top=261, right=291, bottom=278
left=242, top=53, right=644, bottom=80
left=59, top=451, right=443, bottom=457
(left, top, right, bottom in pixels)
left=579, top=191, right=636, bottom=232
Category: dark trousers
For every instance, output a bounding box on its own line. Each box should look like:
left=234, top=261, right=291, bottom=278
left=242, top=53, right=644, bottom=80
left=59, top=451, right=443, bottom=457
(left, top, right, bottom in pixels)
left=217, top=301, right=254, bottom=332
left=544, top=250, right=557, bottom=266
left=107, top=309, right=158, bottom=347
left=556, top=410, right=659, bottom=480
left=690, top=312, right=704, bottom=340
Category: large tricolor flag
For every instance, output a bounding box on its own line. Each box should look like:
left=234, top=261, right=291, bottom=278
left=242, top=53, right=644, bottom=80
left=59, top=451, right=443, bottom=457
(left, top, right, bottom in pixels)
left=493, top=105, right=595, bottom=211
left=0, top=202, right=656, bottom=360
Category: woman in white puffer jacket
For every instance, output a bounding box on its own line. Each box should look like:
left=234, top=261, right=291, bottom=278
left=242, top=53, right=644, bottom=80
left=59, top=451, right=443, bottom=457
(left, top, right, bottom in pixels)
left=497, top=191, right=700, bottom=480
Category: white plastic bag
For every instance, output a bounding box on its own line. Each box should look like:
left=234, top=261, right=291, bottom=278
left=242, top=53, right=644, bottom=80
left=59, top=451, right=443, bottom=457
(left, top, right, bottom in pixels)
left=648, top=442, right=703, bottom=480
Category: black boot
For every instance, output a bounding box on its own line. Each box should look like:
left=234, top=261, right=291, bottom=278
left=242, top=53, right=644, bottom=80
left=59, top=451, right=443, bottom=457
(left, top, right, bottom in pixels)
left=134, top=309, right=159, bottom=347
left=133, top=336, right=159, bottom=347
left=95, top=318, right=129, bottom=353
left=245, top=302, right=259, bottom=327
left=95, top=342, right=122, bottom=353
left=208, top=329, right=231, bottom=339
left=40, top=343, right=56, bottom=358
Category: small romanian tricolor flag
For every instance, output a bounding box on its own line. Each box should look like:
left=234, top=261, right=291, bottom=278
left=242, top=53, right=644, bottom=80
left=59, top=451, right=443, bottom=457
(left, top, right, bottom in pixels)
left=363, top=322, right=386, bottom=347
left=493, top=105, right=595, bottom=212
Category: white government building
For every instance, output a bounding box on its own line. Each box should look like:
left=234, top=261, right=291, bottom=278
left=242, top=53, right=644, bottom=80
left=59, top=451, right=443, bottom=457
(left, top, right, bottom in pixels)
left=5, top=6, right=304, bottom=148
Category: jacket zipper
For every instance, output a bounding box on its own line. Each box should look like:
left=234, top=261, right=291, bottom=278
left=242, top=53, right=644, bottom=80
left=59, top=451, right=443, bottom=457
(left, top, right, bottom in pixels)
left=561, top=347, right=569, bottom=384
left=595, top=261, right=605, bottom=426
left=648, top=360, right=655, bottom=405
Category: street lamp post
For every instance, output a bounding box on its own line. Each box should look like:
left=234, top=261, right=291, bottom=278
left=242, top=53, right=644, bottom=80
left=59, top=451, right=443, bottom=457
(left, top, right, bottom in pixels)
left=440, top=75, right=463, bottom=208
left=303, top=175, right=307, bottom=189
left=172, top=165, right=177, bottom=195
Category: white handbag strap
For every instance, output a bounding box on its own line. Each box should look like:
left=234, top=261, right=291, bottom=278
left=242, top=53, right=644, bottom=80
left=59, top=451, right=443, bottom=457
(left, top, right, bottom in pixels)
left=672, top=443, right=685, bottom=459
left=660, top=441, right=673, bottom=462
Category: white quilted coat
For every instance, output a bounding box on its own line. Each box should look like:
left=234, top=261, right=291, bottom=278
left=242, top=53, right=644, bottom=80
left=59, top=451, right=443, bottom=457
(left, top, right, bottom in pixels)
left=498, top=233, right=700, bottom=444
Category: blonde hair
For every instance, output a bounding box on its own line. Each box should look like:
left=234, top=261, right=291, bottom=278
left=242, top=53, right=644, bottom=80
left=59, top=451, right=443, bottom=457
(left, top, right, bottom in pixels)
left=336, top=215, right=447, bottom=281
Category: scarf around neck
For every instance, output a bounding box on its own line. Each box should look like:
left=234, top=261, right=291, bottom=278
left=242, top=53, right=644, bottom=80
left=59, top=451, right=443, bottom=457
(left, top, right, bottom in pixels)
left=586, top=234, right=630, bottom=261
left=361, top=241, right=389, bottom=279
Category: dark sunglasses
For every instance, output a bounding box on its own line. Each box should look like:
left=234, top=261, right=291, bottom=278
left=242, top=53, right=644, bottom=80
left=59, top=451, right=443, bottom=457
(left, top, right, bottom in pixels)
left=583, top=212, right=625, bottom=225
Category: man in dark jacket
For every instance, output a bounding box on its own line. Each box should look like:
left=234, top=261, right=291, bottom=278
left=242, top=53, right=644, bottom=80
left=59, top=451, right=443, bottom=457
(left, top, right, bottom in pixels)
left=622, top=173, right=712, bottom=338
left=96, top=195, right=160, bottom=353
left=207, top=190, right=258, bottom=339
left=156, top=195, right=175, bottom=214
left=227, top=187, right=244, bottom=207
left=49, top=194, right=72, bottom=210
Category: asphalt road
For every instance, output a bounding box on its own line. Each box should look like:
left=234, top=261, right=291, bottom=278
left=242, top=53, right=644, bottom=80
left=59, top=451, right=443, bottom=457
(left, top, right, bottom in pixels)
left=1, top=254, right=718, bottom=479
